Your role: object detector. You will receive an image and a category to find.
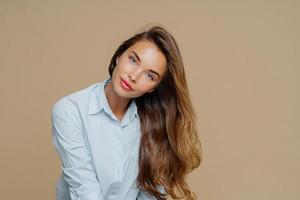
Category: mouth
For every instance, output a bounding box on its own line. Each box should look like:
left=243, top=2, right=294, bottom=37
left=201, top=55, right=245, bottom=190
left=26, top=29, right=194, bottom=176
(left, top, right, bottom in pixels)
left=120, top=78, right=133, bottom=91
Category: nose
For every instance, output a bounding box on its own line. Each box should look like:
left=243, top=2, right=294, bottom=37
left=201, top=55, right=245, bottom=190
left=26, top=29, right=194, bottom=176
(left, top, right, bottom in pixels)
left=128, top=68, right=142, bottom=82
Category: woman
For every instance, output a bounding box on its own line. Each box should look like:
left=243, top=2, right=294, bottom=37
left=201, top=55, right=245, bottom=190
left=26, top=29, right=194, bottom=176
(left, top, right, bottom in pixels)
left=51, top=25, right=202, bottom=200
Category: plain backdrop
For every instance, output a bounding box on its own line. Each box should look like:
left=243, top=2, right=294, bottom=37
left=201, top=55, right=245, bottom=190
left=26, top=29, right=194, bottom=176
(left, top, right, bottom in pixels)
left=0, top=1, right=299, bottom=199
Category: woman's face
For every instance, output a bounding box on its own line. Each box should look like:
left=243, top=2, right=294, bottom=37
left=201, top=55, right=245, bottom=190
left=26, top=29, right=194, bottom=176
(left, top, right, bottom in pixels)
left=111, top=40, right=167, bottom=99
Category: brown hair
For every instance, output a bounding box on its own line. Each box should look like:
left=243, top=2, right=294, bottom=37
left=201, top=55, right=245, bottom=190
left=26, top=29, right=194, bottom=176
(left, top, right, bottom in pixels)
left=108, top=24, right=202, bottom=200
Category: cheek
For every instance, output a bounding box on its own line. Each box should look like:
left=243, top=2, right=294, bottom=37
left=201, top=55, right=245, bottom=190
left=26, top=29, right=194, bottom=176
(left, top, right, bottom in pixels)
left=112, top=67, right=119, bottom=78
left=138, top=81, right=156, bottom=92
left=119, top=58, right=136, bottom=72
left=113, top=62, right=127, bottom=75
left=121, top=63, right=134, bottom=73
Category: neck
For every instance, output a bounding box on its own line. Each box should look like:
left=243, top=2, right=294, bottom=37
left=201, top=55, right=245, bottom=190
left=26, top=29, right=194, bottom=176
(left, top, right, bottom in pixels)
left=104, top=81, right=131, bottom=120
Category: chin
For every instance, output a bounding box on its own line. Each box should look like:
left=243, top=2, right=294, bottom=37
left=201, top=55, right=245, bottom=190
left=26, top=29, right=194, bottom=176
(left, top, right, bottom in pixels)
left=112, top=81, right=133, bottom=99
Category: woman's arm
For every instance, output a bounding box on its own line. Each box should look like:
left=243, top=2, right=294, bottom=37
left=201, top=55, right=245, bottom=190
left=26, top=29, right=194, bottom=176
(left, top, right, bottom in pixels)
left=51, top=97, right=104, bottom=200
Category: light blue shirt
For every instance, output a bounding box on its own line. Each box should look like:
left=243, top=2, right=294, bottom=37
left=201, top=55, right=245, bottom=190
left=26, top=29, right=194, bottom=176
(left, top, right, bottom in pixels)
left=51, top=78, right=161, bottom=200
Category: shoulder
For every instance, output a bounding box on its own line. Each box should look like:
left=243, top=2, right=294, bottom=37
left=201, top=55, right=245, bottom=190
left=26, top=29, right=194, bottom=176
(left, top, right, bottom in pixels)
left=52, top=82, right=100, bottom=116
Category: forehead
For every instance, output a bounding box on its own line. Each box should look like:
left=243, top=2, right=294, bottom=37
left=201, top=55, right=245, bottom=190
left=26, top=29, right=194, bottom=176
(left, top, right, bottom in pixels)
left=126, top=40, right=167, bottom=73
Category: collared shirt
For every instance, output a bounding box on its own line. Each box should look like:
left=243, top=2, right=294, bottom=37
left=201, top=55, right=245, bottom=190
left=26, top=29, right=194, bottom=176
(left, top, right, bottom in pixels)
left=51, top=78, right=157, bottom=200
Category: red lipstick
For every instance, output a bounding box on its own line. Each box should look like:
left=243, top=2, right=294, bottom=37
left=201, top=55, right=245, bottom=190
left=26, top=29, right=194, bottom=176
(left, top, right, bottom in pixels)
left=120, top=78, right=133, bottom=91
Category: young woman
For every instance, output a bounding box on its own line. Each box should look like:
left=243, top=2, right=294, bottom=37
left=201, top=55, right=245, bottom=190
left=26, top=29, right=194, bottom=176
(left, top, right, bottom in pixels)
left=51, top=25, right=202, bottom=200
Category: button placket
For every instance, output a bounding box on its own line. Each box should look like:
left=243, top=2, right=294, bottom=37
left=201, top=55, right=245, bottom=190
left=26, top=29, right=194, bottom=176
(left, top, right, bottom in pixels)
left=115, top=122, right=123, bottom=179
left=116, top=124, right=123, bottom=178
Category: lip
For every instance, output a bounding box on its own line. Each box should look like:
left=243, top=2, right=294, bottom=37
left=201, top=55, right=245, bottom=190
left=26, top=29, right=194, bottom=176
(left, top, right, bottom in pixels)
left=120, top=78, right=133, bottom=91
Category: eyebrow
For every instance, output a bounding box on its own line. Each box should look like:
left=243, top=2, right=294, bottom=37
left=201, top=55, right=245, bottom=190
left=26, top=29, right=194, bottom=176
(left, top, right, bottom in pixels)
left=131, top=50, right=161, bottom=78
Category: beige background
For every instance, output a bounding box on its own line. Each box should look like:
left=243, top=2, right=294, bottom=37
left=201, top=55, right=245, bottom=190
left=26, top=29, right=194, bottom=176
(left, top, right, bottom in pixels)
left=0, top=1, right=299, bottom=199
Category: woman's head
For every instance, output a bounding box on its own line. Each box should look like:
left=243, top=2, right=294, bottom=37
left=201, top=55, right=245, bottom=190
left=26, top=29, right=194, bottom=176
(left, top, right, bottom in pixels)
left=108, top=25, right=202, bottom=200
left=108, top=25, right=186, bottom=100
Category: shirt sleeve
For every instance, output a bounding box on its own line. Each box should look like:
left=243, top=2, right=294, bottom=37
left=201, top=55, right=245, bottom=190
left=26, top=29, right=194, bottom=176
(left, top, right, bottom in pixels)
left=51, top=97, right=104, bottom=200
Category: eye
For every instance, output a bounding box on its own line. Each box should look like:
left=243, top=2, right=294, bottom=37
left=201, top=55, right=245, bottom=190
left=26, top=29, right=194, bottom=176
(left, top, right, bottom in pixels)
left=146, top=72, right=155, bottom=80
left=129, top=55, right=137, bottom=63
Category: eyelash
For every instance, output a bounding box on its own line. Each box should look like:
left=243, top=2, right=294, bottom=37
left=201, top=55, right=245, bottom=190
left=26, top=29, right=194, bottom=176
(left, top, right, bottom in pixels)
left=129, top=55, right=137, bottom=63
left=146, top=73, right=155, bottom=80
left=129, top=55, right=155, bottom=80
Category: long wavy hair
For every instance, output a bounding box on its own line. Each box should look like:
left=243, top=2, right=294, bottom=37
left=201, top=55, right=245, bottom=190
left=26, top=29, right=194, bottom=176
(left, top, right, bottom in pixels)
left=108, top=24, right=202, bottom=200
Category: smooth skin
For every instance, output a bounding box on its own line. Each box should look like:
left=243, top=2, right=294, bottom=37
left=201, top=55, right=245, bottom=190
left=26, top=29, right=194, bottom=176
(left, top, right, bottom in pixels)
left=104, top=40, right=167, bottom=121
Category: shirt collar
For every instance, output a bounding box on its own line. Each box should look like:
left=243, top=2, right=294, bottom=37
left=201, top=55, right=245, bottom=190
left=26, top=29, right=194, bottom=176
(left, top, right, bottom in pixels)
left=88, top=78, right=138, bottom=121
